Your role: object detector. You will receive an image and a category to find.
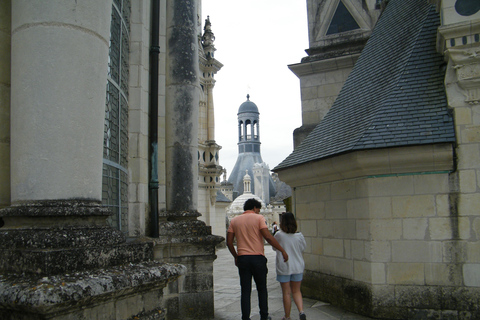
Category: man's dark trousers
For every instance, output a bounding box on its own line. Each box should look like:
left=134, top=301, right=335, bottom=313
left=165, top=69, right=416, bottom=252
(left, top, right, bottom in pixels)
left=237, top=255, right=269, bottom=320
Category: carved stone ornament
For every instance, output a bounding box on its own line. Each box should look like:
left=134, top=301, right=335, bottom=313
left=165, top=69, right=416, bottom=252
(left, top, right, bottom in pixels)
left=449, top=48, right=480, bottom=104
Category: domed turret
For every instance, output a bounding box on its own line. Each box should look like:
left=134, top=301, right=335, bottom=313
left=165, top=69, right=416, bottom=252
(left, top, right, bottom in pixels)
left=227, top=95, right=275, bottom=203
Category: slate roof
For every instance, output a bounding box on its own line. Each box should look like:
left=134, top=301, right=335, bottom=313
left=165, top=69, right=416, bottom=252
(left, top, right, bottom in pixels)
left=216, top=190, right=231, bottom=203
left=274, top=0, right=456, bottom=171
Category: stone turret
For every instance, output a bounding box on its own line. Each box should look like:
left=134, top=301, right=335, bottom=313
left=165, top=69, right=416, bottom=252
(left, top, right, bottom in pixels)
left=227, top=95, right=275, bottom=203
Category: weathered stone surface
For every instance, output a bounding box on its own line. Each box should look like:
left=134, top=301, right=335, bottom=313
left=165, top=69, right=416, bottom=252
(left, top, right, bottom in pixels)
left=0, top=200, right=111, bottom=217
left=303, top=269, right=480, bottom=319
left=0, top=241, right=154, bottom=276
left=0, top=261, right=185, bottom=318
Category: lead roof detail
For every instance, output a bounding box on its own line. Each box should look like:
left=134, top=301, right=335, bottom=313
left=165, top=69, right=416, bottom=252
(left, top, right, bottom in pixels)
left=275, top=0, right=456, bottom=171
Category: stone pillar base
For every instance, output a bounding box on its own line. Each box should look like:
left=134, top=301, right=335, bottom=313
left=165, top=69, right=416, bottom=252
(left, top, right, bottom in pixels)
left=155, top=210, right=224, bottom=320
left=0, top=201, right=187, bottom=318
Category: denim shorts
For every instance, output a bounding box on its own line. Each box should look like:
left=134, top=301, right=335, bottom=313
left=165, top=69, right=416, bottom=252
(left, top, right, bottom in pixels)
left=276, top=273, right=303, bottom=283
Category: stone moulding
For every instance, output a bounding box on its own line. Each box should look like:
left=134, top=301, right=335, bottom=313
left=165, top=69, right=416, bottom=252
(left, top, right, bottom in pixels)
left=0, top=261, right=186, bottom=316
left=276, top=143, right=455, bottom=187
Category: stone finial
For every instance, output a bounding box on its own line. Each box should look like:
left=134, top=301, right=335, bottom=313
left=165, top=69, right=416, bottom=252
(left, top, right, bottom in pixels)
left=202, top=15, right=215, bottom=50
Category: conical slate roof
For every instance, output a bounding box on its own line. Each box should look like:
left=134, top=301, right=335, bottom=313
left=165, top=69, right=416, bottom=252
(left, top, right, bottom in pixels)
left=275, top=0, right=455, bottom=171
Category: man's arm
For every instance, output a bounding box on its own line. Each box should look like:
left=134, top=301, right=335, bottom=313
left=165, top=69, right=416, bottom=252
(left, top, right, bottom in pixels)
left=226, top=231, right=238, bottom=266
left=260, top=228, right=288, bottom=262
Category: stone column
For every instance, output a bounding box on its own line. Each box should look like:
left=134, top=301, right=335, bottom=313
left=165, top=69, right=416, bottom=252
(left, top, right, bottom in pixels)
left=165, top=0, right=200, bottom=212
left=207, top=83, right=215, bottom=141
left=10, top=1, right=109, bottom=202
left=0, top=2, right=184, bottom=318
left=159, top=1, right=223, bottom=319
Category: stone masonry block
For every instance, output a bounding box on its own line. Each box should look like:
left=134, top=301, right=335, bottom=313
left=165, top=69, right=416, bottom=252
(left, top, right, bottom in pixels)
left=455, top=106, right=472, bottom=125
left=128, top=182, right=138, bottom=202
left=403, top=218, right=428, bottom=240
left=344, top=240, right=351, bottom=259
left=370, top=219, right=402, bottom=240
left=429, top=217, right=471, bottom=240
left=347, top=198, right=369, bottom=219
left=392, top=195, right=435, bottom=218
left=300, top=219, right=317, bottom=237
left=368, top=175, right=414, bottom=197
left=461, top=125, right=480, bottom=143
left=354, top=260, right=372, bottom=282
left=331, top=180, right=356, bottom=200
left=413, top=173, right=450, bottom=194
left=296, top=184, right=330, bottom=203
left=369, top=197, right=392, bottom=219
left=387, top=263, right=425, bottom=285
left=334, top=219, right=356, bottom=239
left=436, top=194, right=450, bottom=217
left=311, top=237, right=323, bottom=255
left=466, top=241, right=480, bottom=262
left=443, top=241, right=467, bottom=263
left=304, top=236, right=312, bottom=254
left=352, top=240, right=366, bottom=261
left=464, top=264, right=480, bottom=286
left=318, top=220, right=334, bottom=238
left=356, top=220, right=371, bottom=240
left=473, top=218, right=480, bottom=244
left=324, top=238, right=344, bottom=257
left=368, top=241, right=391, bottom=263
left=425, top=263, right=463, bottom=286
left=459, top=169, right=477, bottom=192
left=457, top=144, right=480, bottom=170
left=459, top=193, right=480, bottom=216
left=301, top=86, right=318, bottom=100
left=304, top=253, right=321, bottom=272
left=371, top=263, right=386, bottom=284
left=334, top=258, right=353, bottom=278
left=325, top=200, right=347, bottom=219
left=297, top=201, right=325, bottom=219
left=392, top=241, right=442, bottom=263
left=473, top=104, right=480, bottom=125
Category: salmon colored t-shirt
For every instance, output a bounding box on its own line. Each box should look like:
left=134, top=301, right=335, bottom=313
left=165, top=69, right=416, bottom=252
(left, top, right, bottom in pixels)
left=227, top=211, right=268, bottom=256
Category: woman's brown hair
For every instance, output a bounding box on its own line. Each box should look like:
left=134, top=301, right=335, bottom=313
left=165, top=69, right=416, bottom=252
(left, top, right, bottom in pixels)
left=280, top=212, right=297, bottom=234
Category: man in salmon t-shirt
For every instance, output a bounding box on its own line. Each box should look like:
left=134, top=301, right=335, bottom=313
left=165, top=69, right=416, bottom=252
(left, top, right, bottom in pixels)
left=227, top=198, right=289, bottom=320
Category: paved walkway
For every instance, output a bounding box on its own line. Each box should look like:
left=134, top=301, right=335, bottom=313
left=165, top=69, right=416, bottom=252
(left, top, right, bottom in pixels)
left=213, top=245, right=376, bottom=320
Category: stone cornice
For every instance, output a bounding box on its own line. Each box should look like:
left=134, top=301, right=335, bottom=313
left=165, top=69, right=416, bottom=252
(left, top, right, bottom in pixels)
left=288, top=53, right=360, bottom=77
left=275, top=143, right=454, bottom=187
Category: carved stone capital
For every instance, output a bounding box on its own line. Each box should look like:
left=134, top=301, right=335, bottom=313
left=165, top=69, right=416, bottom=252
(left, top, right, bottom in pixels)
left=447, top=48, right=480, bottom=104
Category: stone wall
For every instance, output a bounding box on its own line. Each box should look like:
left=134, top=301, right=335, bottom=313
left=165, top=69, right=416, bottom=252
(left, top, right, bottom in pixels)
left=296, top=168, right=479, bottom=318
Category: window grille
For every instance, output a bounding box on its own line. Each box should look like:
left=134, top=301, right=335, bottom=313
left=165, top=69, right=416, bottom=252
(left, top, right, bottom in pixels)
left=103, top=0, right=130, bottom=232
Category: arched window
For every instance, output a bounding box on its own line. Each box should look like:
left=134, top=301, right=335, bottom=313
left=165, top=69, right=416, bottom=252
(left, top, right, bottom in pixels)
left=103, top=0, right=130, bottom=232
left=246, top=120, right=252, bottom=141
left=239, top=120, right=244, bottom=141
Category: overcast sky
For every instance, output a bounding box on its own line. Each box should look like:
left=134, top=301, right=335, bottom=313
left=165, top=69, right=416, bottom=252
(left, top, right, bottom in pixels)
left=201, top=0, right=309, bottom=179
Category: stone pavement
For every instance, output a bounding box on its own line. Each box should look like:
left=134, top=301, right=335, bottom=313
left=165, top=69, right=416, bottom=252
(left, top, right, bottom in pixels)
left=213, top=245, right=376, bottom=320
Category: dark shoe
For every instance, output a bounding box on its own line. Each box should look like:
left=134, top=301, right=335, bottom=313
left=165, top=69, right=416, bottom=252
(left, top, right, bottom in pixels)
left=299, top=312, right=307, bottom=320
left=261, top=317, right=271, bottom=320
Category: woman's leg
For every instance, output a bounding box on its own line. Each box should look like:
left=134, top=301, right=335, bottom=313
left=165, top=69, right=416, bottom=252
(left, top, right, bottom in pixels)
left=290, top=281, right=304, bottom=313
left=280, top=281, right=292, bottom=318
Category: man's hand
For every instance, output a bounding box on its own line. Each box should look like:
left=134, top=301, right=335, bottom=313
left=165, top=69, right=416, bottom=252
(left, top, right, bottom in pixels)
left=260, top=228, right=288, bottom=262
left=227, top=232, right=239, bottom=266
